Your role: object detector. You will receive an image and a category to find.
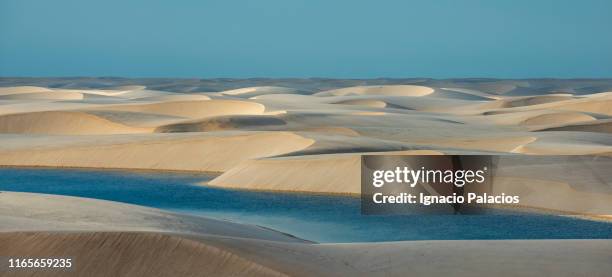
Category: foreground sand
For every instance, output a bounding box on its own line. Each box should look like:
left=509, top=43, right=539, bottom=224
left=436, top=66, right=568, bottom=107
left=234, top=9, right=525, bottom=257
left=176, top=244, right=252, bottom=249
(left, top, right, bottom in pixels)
left=2, top=232, right=611, bottom=277
left=0, top=232, right=287, bottom=277
left=2, top=192, right=610, bottom=277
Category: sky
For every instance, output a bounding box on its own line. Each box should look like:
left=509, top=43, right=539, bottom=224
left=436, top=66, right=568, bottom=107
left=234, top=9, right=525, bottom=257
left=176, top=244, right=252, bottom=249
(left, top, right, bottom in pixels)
left=1, top=0, right=611, bottom=78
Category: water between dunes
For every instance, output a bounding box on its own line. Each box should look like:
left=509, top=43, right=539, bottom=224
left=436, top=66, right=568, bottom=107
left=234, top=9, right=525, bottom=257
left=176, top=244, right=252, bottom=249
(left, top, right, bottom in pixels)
left=1, top=168, right=611, bottom=243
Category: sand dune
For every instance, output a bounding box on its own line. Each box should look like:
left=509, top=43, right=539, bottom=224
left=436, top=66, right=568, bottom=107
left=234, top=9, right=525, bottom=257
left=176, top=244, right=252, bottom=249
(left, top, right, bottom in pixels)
left=0, top=232, right=287, bottom=277
left=480, top=93, right=612, bottom=116
left=97, top=99, right=266, bottom=119
left=222, top=86, right=304, bottom=98
left=86, top=110, right=188, bottom=128
left=315, top=85, right=434, bottom=97
left=209, top=150, right=442, bottom=194
left=0, top=191, right=302, bottom=242
left=553, top=98, right=612, bottom=115
left=0, top=111, right=148, bottom=135
left=439, top=87, right=500, bottom=99
left=210, top=154, right=361, bottom=194
left=0, top=131, right=314, bottom=172
left=204, top=236, right=612, bottom=277
left=479, top=94, right=575, bottom=109
left=134, top=93, right=211, bottom=102
left=156, top=115, right=286, bottom=132
left=0, top=86, right=169, bottom=101
left=332, top=99, right=387, bottom=108
left=3, top=232, right=610, bottom=277
left=0, top=86, right=53, bottom=95
left=536, top=119, right=612, bottom=133
left=0, top=90, right=84, bottom=100
left=521, top=111, right=596, bottom=126
left=422, top=136, right=538, bottom=153
left=0, top=101, right=105, bottom=116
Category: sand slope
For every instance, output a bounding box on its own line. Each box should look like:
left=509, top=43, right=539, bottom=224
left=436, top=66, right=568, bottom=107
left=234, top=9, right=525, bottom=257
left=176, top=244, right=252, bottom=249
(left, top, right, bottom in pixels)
left=0, top=131, right=314, bottom=172
left=315, top=85, right=434, bottom=97
left=0, top=232, right=287, bottom=277
left=0, top=192, right=303, bottom=242
left=0, top=111, right=149, bottom=135
left=210, top=150, right=442, bottom=194
left=203, top=236, right=612, bottom=277
left=95, top=99, right=266, bottom=119
left=2, top=231, right=609, bottom=277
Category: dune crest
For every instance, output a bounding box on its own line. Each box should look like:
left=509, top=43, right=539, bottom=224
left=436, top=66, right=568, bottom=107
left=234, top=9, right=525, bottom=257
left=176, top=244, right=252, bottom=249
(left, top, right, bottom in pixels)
left=0, top=131, right=315, bottom=171
left=0, top=86, right=53, bottom=95
left=99, top=99, right=266, bottom=119
left=209, top=150, right=443, bottom=194
left=332, top=99, right=387, bottom=108
left=155, top=115, right=286, bottom=133
left=315, top=85, right=434, bottom=97
left=0, top=111, right=148, bottom=135
left=536, top=119, right=612, bottom=133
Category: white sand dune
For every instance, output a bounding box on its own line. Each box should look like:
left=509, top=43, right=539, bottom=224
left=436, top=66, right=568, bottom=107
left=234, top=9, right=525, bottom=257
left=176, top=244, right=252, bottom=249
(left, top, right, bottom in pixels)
left=0, top=232, right=289, bottom=277
left=3, top=231, right=610, bottom=277
left=0, top=86, right=53, bottom=95
left=332, top=99, right=388, bottom=108
left=315, top=85, right=434, bottom=97
left=134, top=93, right=211, bottom=102
left=536, top=118, right=612, bottom=133
left=155, top=115, right=287, bottom=132
left=0, top=90, right=84, bottom=100
left=481, top=93, right=612, bottom=116
left=97, top=99, right=266, bottom=119
left=0, top=86, right=168, bottom=101
left=210, top=150, right=442, bottom=194
left=222, top=86, right=303, bottom=98
left=203, top=235, right=612, bottom=277
left=0, top=101, right=105, bottom=116
left=521, top=111, right=596, bottom=127
left=439, top=87, right=501, bottom=99
left=478, top=94, right=575, bottom=109
left=0, top=111, right=149, bottom=135
left=473, top=110, right=595, bottom=127
left=0, top=191, right=301, bottom=242
left=423, top=135, right=538, bottom=153
left=0, top=131, right=314, bottom=172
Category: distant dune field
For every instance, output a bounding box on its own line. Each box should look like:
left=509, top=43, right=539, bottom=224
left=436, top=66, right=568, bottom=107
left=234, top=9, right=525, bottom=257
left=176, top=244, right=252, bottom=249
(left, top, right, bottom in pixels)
left=0, top=79, right=610, bottom=193
left=1, top=78, right=611, bottom=276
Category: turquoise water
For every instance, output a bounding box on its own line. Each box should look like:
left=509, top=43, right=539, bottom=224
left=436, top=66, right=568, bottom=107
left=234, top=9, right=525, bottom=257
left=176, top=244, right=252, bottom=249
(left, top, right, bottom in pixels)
left=1, top=168, right=611, bottom=243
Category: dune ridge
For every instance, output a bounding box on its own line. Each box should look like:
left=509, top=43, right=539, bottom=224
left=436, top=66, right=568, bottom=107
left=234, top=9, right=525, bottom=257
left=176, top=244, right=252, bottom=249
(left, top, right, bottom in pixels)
left=0, top=111, right=149, bottom=135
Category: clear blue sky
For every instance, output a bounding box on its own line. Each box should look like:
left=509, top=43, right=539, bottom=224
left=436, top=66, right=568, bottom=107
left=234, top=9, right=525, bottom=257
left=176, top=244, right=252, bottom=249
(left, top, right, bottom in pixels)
left=1, top=0, right=611, bottom=78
